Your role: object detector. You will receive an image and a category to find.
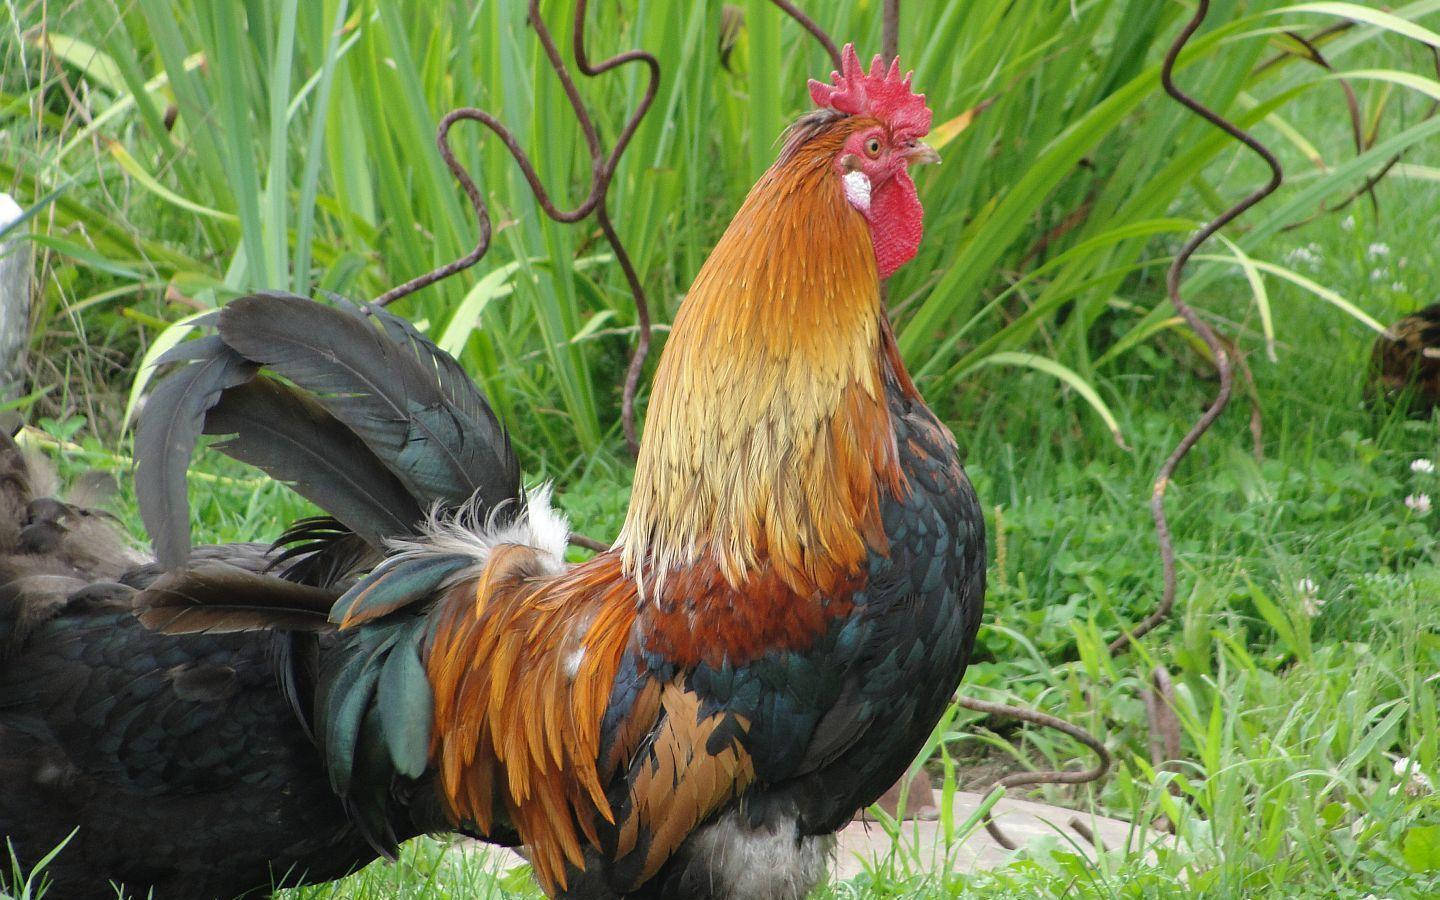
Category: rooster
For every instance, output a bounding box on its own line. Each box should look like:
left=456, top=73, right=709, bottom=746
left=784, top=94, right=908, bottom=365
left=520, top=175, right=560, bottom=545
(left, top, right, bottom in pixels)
left=0, top=45, right=984, bottom=899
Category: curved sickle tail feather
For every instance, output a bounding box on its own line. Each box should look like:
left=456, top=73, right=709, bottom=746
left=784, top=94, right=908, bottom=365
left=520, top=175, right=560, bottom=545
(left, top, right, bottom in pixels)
left=134, top=291, right=524, bottom=576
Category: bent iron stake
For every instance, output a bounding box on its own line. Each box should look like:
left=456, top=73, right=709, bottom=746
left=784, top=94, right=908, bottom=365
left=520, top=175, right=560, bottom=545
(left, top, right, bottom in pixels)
left=372, top=0, right=658, bottom=458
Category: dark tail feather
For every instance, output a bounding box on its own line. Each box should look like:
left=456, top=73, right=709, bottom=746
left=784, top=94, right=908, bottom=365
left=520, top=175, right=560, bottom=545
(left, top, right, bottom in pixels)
left=203, top=379, right=423, bottom=544
left=329, top=552, right=475, bottom=627
left=271, top=629, right=321, bottom=742
left=134, top=336, right=258, bottom=569
left=317, top=628, right=392, bottom=797
left=216, top=293, right=522, bottom=517
left=136, top=292, right=522, bottom=578
left=269, top=517, right=379, bottom=589
left=136, top=561, right=339, bottom=634
left=365, top=300, right=517, bottom=497
left=316, top=618, right=433, bottom=857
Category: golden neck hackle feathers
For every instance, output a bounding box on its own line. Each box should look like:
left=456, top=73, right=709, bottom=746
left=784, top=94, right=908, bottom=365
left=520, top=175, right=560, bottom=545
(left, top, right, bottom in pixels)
left=619, top=118, right=901, bottom=596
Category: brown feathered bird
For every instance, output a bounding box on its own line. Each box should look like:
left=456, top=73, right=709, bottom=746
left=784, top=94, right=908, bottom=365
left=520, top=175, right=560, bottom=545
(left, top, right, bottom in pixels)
left=0, top=45, right=984, bottom=899
left=1370, top=303, right=1440, bottom=414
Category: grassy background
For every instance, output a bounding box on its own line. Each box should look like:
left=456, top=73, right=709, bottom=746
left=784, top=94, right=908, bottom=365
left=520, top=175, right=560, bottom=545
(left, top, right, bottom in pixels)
left=6, top=0, right=1440, bottom=896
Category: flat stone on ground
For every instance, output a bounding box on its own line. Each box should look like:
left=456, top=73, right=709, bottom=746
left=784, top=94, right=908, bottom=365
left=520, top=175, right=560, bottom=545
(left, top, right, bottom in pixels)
left=835, top=790, right=1165, bottom=880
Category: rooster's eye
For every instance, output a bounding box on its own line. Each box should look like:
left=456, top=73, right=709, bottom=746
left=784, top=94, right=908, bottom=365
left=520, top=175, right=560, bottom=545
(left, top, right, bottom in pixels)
left=864, top=137, right=882, bottom=157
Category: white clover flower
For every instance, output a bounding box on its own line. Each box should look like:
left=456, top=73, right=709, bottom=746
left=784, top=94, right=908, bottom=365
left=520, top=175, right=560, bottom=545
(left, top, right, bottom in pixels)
left=1368, top=242, right=1391, bottom=257
left=1405, top=493, right=1432, bottom=514
left=1392, top=282, right=1407, bottom=292
left=1412, top=459, right=1436, bottom=474
left=1283, top=245, right=1321, bottom=267
left=1342, top=215, right=1355, bottom=232
left=1296, top=578, right=1322, bottom=617
left=1370, top=267, right=1386, bottom=282
left=1392, top=757, right=1434, bottom=798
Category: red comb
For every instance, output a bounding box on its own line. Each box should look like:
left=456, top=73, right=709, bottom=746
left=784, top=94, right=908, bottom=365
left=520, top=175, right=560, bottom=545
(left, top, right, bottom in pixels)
left=807, top=43, right=932, bottom=142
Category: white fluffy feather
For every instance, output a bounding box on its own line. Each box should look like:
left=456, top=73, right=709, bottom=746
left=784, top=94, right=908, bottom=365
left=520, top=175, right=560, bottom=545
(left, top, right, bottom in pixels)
left=678, top=809, right=833, bottom=900
left=384, top=482, right=572, bottom=581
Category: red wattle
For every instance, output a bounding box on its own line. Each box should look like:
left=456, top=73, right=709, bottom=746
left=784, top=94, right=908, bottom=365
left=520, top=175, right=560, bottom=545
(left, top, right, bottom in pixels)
left=865, top=169, right=923, bottom=279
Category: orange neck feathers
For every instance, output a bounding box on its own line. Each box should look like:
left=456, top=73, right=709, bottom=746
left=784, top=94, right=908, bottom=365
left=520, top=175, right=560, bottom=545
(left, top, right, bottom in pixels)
left=619, top=118, right=903, bottom=597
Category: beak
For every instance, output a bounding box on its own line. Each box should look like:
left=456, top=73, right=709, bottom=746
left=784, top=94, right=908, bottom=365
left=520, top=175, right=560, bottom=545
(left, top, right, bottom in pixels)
left=904, top=143, right=941, bottom=166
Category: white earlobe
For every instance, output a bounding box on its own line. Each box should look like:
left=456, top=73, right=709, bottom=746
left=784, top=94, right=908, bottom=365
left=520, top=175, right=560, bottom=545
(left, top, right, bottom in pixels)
left=842, top=170, right=872, bottom=213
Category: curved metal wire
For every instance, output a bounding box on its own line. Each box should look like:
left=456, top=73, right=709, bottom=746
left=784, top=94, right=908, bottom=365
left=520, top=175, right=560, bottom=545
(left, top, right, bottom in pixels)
left=959, top=696, right=1112, bottom=849
left=374, top=0, right=658, bottom=455
left=771, top=0, right=898, bottom=69
left=372, top=1, right=905, bottom=453
left=968, top=0, right=1285, bottom=849
left=1279, top=37, right=1440, bottom=230
left=767, top=0, right=842, bottom=69
left=1108, top=0, right=1284, bottom=656
left=882, top=0, right=900, bottom=63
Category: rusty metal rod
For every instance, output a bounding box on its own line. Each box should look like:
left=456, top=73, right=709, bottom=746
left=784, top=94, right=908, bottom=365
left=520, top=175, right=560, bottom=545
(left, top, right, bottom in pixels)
left=1109, top=0, right=1284, bottom=656
left=959, top=696, right=1112, bottom=851
left=374, top=0, right=659, bottom=456
left=882, top=0, right=900, bottom=64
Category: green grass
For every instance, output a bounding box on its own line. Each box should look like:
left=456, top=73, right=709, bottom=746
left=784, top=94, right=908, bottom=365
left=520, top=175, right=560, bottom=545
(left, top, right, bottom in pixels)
left=8, top=0, right=1440, bottom=897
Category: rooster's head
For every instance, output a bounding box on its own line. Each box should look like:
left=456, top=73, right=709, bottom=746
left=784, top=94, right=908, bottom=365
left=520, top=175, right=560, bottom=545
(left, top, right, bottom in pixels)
left=806, top=43, right=938, bottom=278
